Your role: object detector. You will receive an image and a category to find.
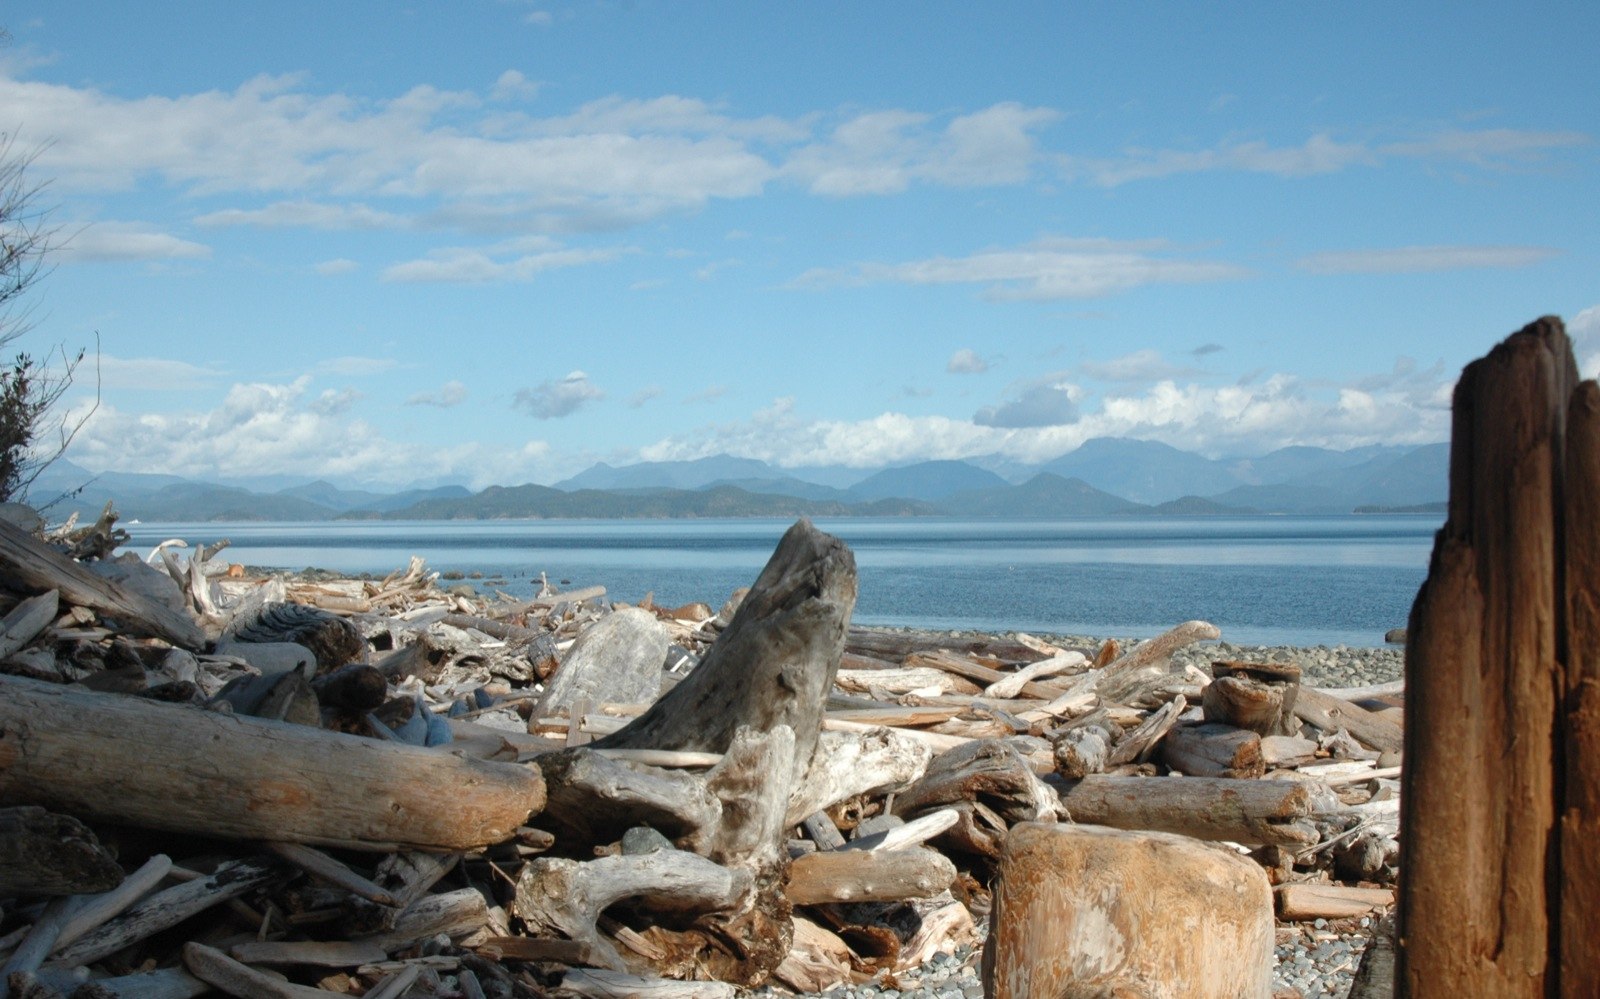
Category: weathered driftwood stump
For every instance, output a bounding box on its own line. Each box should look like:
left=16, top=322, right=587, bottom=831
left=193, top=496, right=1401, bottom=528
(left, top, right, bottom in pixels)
left=983, top=822, right=1273, bottom=999
left=520, top=519, right=859, bottom=986
left=1401, top=316, right=1600, bottom=995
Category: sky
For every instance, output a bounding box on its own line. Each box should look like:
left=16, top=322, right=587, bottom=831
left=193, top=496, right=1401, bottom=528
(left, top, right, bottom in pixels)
left=1, top=1, right=1596, bottom=490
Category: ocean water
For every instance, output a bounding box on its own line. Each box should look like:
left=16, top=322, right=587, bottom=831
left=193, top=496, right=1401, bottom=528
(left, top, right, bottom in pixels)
left=119, top=515, right=1439, bottom=648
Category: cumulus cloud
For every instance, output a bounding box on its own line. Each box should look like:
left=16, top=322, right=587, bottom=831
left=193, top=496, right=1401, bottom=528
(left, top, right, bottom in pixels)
left=406, top=380, right=469, bottom=407
left=947, top=349, right=988, bottom=374
left=57, top=222, right=210, bottom=262
left=794, top=236, right=1248, bottom=300
left=633, top=359, right=1455, bottom=471
left=315, top=258, right=359, bottom=275
left=1295, top=244, right=1560, bottom=274
left=629, top=385, right=663, bottom=408
left=515, top=371, right=603, bottom=419
left=60, top=375, right=566, bottom=490
left=974, top=379, right=1081, bottom=428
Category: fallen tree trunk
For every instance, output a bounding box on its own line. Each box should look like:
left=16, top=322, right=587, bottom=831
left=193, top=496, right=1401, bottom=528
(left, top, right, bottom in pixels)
left=0, top=674, right=545, bottom=852
left=0, top=519, right=205, bottom=649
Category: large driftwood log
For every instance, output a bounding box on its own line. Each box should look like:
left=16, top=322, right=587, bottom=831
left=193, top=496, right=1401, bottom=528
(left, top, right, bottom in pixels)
left=592, top=520, right=855, bottom=792
left=1056, top=774, right=1334, bottom=847
left=1401, top=316, right=1599, bottom=995
left=0, top=808, right=122, bottom=897
left=0, top=674, right=545, bottom=852
left=0, top=519, right=205, bottom=649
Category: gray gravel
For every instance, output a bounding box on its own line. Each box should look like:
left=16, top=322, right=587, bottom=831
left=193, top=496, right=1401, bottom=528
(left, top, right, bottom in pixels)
left=753, top=914, right=1382, bottom=998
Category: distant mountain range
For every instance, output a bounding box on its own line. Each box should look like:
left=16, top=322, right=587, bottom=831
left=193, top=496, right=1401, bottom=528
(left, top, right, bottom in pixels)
left=27, top=438, right=1450, bottom=522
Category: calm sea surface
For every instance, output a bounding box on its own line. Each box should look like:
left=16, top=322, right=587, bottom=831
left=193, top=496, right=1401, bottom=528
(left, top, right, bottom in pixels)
left=120, top=516, right=1439, bottom=649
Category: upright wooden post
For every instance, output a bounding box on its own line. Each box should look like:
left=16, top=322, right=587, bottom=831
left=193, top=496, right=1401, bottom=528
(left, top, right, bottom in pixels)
left=1400, top=316, right=1598, bottom=995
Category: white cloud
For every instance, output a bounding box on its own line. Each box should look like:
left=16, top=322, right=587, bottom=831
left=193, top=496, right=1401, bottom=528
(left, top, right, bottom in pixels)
left=947, top=349, right=988, bottom=374
left=1296, top=244, right=1560, bottom=274
left=490, top=70, right=540, bottom=103
left=381, top=242, right=630, bottom=283
left=60, top=376, right=560, bottom=490
left=1066, top=127, right=1589, bottom=187
left=314, top=356, right=397, bottom=376
left=514, top=370, right=603, bottom=419
left=629, top=385, right=663, bottom=408
left=57, top=221, right=210, bottom=262
left=315, top=258, right=359, bottom=275
left=94, top=355, right=226, bottom=391
left=785, top=102, right=1058, bottom=195
left=794, top=236, right=1248, bottom=300
left=634, top=361, right=1455, bottom=470
left=195, top=201, right=408, bottom=230
left=683, top=385, right=729, bottom=404
left=974, top=377, right=1081, bottom=428
left=1080, top=349, right=1192, bottom=382
left=406, top=380, right=469, bottom=408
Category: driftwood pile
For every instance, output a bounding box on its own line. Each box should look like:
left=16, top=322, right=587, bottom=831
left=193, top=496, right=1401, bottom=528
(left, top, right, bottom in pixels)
left=0, top=510, right=1403, bottom=998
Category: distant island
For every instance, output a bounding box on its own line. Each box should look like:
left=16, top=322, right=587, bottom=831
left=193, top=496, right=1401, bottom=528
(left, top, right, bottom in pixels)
left=31, top=437, right=1448, bottom=523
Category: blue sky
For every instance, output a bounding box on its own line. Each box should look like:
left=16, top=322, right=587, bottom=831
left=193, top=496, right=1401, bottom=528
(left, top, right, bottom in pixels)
left=3, top=2, right=1596, bottom=489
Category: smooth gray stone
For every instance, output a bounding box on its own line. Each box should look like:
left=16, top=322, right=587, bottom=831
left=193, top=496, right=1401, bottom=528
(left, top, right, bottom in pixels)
left=213, top=639, right=316, bottom=676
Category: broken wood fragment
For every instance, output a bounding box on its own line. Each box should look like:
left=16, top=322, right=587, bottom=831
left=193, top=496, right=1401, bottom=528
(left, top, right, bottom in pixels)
left=1163, top=722, right=1265, bottom=778
left=786, top=848, right=956, bottom=905
left=1277, top=883, right=1394, bottom=920
left=52, top=860, right=277, bottom=968
left=180, top=942, right=333, bottom=999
